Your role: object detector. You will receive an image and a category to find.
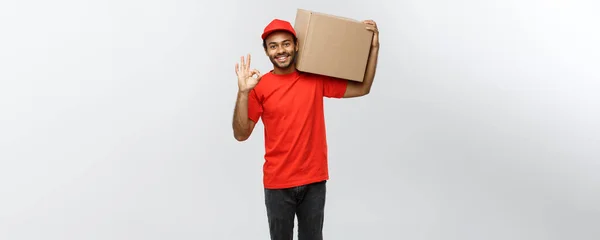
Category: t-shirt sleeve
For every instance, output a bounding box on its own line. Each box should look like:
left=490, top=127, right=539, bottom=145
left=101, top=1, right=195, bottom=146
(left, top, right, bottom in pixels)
left=322, top=75, right=348, bottom=98
left=247, top=89, right=263, bottom=123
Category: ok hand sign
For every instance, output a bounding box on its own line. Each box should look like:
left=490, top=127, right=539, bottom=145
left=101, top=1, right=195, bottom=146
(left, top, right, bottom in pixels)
left=235, top=54, right=262, bottom=93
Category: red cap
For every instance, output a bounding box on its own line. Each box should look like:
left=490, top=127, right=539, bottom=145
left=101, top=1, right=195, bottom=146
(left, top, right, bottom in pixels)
left=261, top=19, right=297, bottom=40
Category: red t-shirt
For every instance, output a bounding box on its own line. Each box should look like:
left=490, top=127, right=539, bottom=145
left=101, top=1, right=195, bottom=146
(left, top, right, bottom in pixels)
left=247, top=70, right=348, bottom=189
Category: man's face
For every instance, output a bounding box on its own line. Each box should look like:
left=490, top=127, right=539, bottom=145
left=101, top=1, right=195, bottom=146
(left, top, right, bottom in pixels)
left=264, top=31, right=298, bottom=69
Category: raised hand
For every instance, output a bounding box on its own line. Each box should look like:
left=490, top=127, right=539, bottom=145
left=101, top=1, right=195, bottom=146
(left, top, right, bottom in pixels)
left=235, top=54, right=262, bottom=93
left=363, top=20, right=379, bottom=48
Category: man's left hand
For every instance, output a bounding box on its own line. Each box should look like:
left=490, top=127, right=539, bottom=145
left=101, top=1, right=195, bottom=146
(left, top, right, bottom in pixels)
left=363, top=20, right=379, bottom=48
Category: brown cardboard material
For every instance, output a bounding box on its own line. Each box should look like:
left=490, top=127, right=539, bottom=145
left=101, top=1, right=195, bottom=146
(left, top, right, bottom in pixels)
left=293, top=9, right=373, bottom=82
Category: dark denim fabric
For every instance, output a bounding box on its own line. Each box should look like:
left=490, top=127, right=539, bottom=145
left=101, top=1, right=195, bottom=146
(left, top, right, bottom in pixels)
left=264, top=180, right=327, bottom=240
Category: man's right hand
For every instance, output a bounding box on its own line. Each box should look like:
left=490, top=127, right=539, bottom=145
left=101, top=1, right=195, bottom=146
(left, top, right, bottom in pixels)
left=235, top=54, right=262, bottom=93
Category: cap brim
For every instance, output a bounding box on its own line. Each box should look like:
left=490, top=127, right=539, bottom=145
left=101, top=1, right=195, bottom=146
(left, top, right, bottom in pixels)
left=261, top=29, right=295, bottom=40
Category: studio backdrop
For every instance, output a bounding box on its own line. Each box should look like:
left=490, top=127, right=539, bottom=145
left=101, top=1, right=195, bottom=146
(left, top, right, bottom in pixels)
left=0, top=0, right=598, bottom=239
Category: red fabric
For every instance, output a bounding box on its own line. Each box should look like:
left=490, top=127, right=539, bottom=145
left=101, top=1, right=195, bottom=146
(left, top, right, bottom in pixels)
left=261, top=19, right=297, bottom=40
left=248, top=70, right=347, bottom=189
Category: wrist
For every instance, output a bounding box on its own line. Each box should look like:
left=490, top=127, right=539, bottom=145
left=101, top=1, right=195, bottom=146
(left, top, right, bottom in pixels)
left=238, top=89, right=250, bottom=96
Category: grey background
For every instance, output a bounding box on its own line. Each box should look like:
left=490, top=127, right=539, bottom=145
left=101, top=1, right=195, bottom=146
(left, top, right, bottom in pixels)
left=1, top=0, right=599, bottom=239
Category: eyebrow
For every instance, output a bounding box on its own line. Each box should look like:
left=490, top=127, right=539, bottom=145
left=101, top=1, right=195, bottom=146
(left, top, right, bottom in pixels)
left=268, top=39, right=292, bottom=45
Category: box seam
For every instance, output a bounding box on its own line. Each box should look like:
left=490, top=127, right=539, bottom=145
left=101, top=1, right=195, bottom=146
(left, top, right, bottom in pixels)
left=301, top=11, right=312, bottom=67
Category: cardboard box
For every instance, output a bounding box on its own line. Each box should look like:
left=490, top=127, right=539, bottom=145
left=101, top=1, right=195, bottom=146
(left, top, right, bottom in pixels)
left=293, top=9, right=373, bottom=82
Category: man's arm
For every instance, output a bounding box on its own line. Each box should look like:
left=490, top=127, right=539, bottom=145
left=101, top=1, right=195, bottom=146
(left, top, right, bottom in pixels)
left=344, top=45, right=379, bottom=98
left=343, top=19, right=380, bottom=98
left=232, top=54, right=262, bottom=141
left=232, top=90, right=256, bottom=141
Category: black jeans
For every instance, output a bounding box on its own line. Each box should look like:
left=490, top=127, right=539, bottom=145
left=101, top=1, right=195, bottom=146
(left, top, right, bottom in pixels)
left=264, top=180, right=327, bottom=240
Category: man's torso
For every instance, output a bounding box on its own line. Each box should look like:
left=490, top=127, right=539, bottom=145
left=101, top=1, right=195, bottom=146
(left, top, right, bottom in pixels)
left=248, top=70, right=346, bottom=189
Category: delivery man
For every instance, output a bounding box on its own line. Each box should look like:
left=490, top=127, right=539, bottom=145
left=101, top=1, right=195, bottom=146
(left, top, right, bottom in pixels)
left=231, top=18, right=379, bottom=240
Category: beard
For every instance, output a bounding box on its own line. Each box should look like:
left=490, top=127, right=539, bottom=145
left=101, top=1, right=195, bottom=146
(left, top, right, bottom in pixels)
left=269, top=50, right=297, bottom=69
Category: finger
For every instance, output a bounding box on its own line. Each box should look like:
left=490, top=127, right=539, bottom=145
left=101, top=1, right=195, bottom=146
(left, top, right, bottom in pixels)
left=247, top=54, right=251, bottom=70
left=252, top=69, right=263, bottom=80
left=235, top=63, right=239, bottom=73
left=250, top=69, right=260, bottom=77
left=241, top=56, right=245, bottom=69
left=247, top=54, right=252, bottom=71
left=365, top=20, right=377, bottom=28
left=366, top=26, right=379, bottom=33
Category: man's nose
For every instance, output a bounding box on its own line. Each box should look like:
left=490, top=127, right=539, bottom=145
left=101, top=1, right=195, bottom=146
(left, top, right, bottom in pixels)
left=276, top=46, right=285, bottom=54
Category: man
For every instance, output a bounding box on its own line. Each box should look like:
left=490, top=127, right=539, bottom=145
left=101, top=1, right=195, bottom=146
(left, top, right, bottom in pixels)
left=232, top=18, right=379, bottom=240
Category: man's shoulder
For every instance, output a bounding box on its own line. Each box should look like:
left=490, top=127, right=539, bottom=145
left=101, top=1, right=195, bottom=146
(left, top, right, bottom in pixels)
left=297, top=70, right=323, bottom=79
left=254, top=70, right=325, bottom=91
left=258, top=70, right=283, bottom=83
left=297, top=71, right=344, bottom=84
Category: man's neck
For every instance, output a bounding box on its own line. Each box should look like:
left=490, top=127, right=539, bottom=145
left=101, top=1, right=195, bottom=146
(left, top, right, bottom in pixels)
left=272, top=66, right=296, bottom=75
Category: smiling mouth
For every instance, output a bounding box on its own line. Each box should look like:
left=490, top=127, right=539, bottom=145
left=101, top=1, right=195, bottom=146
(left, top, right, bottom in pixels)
left=275, top=55, right=288, bottom=62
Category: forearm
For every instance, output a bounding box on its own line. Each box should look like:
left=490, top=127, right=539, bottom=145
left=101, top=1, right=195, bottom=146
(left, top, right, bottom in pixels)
left=360, top=45, right=379, bottom=94
left=232, top=91, right=252, bottom=140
